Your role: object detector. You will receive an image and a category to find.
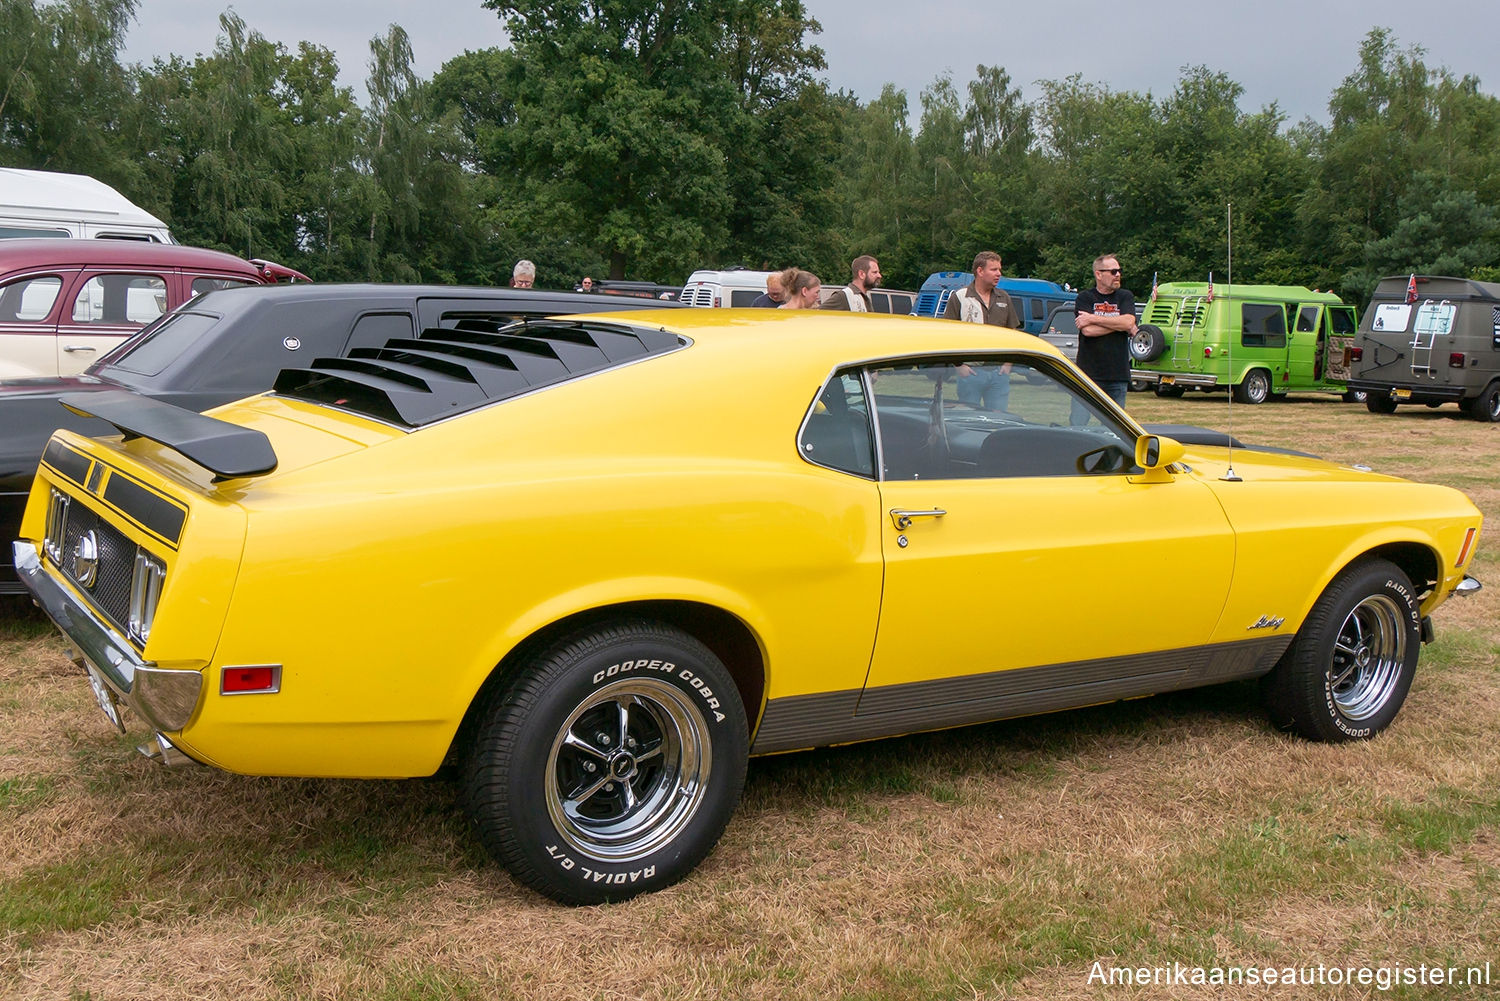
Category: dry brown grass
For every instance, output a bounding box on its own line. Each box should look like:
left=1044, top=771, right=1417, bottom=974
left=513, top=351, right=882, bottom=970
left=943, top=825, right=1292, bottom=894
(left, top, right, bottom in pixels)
left=2, top=393, right=1497, bottom=1000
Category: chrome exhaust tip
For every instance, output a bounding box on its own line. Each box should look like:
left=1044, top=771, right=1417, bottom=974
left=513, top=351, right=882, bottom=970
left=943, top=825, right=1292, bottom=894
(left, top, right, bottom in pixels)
left=136, top=732, right=202, bottom=768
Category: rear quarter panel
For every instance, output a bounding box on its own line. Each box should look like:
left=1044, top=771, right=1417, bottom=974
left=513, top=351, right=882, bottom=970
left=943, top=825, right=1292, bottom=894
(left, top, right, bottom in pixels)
left=192, top=345, right=886, bottom=777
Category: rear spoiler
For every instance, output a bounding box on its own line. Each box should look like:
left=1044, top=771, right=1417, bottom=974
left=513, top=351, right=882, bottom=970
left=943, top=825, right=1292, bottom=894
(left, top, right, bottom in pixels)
left=59, top=391, right=277, bottom=479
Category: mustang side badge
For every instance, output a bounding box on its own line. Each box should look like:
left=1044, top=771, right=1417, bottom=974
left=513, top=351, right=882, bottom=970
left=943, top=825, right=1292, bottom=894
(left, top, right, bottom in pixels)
left=1247, top=614, right=1285, bottom=631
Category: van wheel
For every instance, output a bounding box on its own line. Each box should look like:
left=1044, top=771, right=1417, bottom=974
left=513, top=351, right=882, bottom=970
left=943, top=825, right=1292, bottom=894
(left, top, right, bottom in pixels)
left=1260, top=559, right=1420, bottom=742
left=1232, top=369, right=1271, bottom=404
left=1129, top=325, right=1167, bottom=362
left=1472, top=382, right=1500, bottom=423
left=1129, top=378, right=1150, bottom=393
left=464, top=621, right=748, bottom=904
left=1154, top=384, right=1185, bottom=398
left=1366, top=395, right=1398, bottom=415
left=1342, top=389, right=1367, bottom=403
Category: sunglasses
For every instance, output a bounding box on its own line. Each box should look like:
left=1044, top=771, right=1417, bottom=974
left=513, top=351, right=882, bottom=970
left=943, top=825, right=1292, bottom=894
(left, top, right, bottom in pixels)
left=1096, top=268, right=1121, bottom=275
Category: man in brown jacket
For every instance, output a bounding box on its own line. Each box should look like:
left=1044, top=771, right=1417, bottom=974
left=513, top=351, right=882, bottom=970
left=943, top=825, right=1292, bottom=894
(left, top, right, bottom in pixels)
left=822, top=255, right=882, bottom=312
left=943, top=251, right=1020, bottom=410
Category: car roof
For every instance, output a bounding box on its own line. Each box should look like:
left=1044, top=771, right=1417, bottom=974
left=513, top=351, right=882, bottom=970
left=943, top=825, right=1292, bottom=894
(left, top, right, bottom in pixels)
left=635, top=306, right=1054, bottom=361
left=0, top=238, right=260, bottom=273
left=186, top=282, right=685, bottom=316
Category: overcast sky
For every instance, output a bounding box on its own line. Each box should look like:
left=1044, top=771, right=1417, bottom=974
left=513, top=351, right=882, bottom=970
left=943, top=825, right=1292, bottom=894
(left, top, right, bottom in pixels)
left=119, top=0, right=1493, bottom=127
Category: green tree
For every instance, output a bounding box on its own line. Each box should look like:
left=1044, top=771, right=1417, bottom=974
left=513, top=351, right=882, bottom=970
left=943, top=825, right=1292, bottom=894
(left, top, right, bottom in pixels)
left=0, top=0, right=137, bottom=187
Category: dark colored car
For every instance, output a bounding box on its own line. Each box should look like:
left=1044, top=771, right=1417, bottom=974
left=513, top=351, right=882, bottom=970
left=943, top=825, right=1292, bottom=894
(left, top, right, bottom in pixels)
left=0, top=283, right=681, bottom=593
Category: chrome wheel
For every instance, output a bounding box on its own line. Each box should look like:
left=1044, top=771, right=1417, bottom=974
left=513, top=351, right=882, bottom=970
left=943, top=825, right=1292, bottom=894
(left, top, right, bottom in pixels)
left=1327, top=594, right=1408, bottom=721
left=545, top=678, right=711, bottom=863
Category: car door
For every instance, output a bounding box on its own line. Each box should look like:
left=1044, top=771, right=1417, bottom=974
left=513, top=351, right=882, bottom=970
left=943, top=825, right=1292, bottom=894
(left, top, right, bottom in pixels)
left=56, top=267, right=170, bottom=375
left=858, top=355, right=1236, bottom=727
left=1289, top=304, right=1323, bottom=385
left=0, top=268, right=73, bottom=378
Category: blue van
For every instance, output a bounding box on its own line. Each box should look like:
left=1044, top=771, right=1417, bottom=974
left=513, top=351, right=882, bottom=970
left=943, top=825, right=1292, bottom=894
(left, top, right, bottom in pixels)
left=913, top=271, right=1074, bottom=334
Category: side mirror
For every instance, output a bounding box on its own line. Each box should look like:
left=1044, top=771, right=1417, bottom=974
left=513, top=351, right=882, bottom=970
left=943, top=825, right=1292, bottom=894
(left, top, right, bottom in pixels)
left=1132, top=434, right=1185, bottom=483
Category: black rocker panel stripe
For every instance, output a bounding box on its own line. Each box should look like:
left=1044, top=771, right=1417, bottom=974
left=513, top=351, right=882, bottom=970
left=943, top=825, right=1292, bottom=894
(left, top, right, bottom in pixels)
left=750, top=636, right=1293, bottom=755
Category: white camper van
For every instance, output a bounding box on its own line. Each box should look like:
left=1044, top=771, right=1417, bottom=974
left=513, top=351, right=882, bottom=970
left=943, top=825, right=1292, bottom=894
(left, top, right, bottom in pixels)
left=0, top=168, right=175, bottom=243
left=679, top=268, right=777, bottom=308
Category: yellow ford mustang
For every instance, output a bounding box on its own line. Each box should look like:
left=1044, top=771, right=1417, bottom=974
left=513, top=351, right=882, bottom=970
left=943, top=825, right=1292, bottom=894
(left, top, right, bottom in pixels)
left=14, top=309, right=1484, bottom=904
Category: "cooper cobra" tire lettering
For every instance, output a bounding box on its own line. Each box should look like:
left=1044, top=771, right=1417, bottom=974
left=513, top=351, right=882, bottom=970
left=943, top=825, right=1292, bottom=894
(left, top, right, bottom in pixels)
left=592, top=659, right=675, bottom=685
left=678, top=669, right=727, bottom=722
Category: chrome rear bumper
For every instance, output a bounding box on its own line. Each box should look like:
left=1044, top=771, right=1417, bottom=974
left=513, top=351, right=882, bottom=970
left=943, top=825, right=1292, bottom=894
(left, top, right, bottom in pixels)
left=13, top=539, right=203, bottom=735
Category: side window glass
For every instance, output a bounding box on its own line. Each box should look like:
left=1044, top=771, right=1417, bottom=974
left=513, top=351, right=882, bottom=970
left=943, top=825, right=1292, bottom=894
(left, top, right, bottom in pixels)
left=191, top=277, right=256, bottom=298
left=730, top=289, right=760, bottom=307
left=1296, top=307, right=1319, bottom=332
left=1328, top=307, right=1357, bottom=334
left=798, top=369, right=874, bottom=478
left=0, top=275, right=63, bottom=322
left=869, top=358, right=1137, bottom=481
left=71, top=274, right=167, bottom=325
left=1241, top=303, right=1286, bottom=348
left=345, top=312, right=415, bottom=353
left=1030, top=298, right=1045, bottom=321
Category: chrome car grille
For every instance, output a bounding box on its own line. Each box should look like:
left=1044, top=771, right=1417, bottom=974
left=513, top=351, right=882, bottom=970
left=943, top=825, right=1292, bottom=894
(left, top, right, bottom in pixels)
left=55, top=498, right=138, bottom=635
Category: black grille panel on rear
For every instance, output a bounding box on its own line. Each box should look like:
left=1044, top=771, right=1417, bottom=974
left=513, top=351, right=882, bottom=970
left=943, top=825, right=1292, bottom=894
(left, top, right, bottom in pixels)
left=60, top=502, right=136, bottom=636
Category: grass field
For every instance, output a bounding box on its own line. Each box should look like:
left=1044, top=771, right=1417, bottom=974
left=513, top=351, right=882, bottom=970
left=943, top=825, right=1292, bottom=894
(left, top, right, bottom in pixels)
left=2, top=391, right=1496, bottom=1000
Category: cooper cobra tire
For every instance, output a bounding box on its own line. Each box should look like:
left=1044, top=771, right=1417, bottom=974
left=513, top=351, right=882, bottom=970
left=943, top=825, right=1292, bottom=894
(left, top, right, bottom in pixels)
left=1366, top=395, right=1398, bottom=414
left=1128, top=324, right=1168, bottom=362
left=1472, top=381, right=1500, bottom=423
left=1232, top=369, right=1271, bottom=404
left=464, top=620, right=748, bottom=904
left=1260, top=558, right=1420, bottom=742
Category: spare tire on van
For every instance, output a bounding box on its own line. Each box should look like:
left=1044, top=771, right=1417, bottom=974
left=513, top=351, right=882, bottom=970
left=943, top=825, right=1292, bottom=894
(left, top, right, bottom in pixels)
left=1129, top=324, right=1167, bottom=362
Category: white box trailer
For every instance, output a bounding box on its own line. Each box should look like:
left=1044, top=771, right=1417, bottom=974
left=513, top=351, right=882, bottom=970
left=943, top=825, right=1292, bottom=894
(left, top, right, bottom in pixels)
left=0, top=168, right=175, bottom=243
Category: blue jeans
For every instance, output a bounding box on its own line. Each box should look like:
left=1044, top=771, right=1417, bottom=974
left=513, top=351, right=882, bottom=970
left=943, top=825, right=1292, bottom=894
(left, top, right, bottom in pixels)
left=1071, top=380, right=1129, bottom=425
left=956, top=366, right=1010, bottom=411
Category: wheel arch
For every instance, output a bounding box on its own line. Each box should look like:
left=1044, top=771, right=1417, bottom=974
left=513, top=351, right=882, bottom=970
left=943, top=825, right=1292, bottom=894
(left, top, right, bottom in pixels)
left=447, top=600, right=767, bottom=770
left=1358, top=541, right=1441, bottom=611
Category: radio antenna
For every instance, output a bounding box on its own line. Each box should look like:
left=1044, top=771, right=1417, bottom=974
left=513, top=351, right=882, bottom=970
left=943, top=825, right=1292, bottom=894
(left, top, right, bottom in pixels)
left=1221, top=201, right=1241, bottom=482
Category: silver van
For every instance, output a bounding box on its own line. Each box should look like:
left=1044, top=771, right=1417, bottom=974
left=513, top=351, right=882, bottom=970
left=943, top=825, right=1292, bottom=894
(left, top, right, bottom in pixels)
left=1347, top=275, right=1500, bottom=422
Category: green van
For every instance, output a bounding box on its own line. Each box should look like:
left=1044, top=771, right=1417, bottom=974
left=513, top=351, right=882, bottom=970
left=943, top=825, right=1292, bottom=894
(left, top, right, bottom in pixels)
left=1129, top=282, right=1362, bottom=403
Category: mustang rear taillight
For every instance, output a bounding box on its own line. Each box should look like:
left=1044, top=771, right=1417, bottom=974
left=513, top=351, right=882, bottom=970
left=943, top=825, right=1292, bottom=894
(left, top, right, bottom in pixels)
left=43, top=488, right=70, bottom=564
left=1456, top=528, right=1477, bottom=568
left=221, top=665, right=282, bottom=695
left=127, top=548, right=166, bottom=645
left=1450, top=352, right=1467, bottom=368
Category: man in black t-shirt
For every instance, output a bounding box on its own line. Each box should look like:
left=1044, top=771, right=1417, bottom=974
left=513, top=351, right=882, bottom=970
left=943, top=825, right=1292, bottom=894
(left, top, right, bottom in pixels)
left=1073, top=253, right=1137, bottom=421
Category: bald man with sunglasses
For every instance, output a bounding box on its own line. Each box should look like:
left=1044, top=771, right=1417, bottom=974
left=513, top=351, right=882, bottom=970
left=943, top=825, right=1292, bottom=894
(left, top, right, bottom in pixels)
left=1073, top=253, right=1138, bottom=414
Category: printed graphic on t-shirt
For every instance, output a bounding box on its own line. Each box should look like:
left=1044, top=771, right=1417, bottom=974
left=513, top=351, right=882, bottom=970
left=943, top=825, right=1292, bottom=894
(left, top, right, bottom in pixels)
left=1091, top=303, right=1121, bottom=316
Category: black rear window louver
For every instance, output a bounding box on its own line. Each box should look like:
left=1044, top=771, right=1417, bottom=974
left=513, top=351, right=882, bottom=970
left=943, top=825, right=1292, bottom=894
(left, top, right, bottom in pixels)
left=271, top=319, right=683, bottom=427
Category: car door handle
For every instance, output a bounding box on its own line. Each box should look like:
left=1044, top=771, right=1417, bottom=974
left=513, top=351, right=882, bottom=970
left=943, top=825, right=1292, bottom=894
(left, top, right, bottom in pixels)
left=62, top=344, right=98, bottom=352
left=889, top=508, right=946, bottom=530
